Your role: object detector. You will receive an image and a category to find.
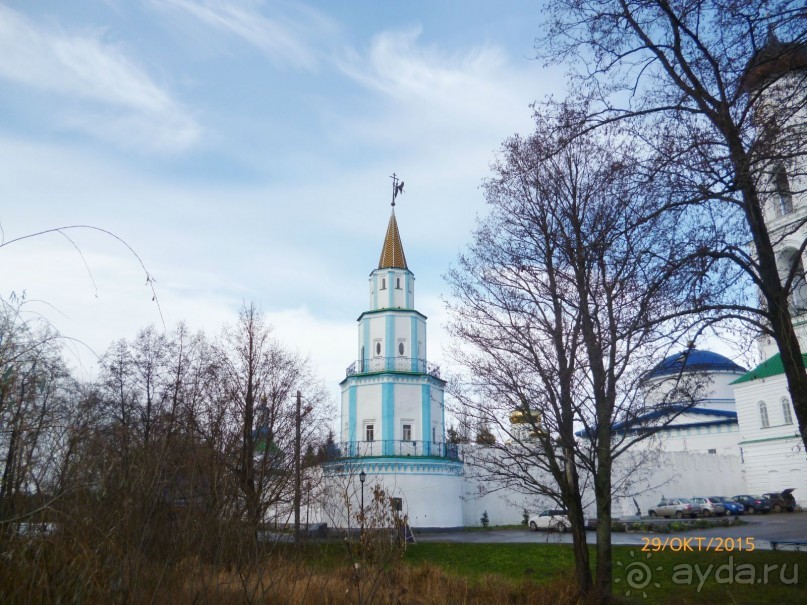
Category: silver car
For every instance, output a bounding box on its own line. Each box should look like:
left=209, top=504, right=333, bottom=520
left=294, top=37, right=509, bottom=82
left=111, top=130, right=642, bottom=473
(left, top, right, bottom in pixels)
left=692, top=497, right=725, bottom=517
left=648, top=497, right=702, bottom=519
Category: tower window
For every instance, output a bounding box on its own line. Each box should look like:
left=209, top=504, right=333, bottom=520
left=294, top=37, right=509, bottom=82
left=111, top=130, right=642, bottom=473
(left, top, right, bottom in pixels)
left=402, top=423, right=412, bottom=441
left=759, top=401, right=770, bottom=428
left=398, top=342, right=405, bottom=356
left=774, top=164, right=793, bottom=216
left=365, top=424, right=375, bottom=442
left=396, top=277, right=401, bottom=289
left=782, top=397, right=794, bottom=425
left=380, top=278, right=386, bottom=290
left=374, top=340, right=382, bottom=356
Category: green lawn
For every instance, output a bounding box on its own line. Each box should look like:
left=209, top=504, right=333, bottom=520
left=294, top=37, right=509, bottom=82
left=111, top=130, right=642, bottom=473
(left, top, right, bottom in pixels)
left=403, top=543, right=807, bottom=604
left=403, top=543, right=575, bottom=582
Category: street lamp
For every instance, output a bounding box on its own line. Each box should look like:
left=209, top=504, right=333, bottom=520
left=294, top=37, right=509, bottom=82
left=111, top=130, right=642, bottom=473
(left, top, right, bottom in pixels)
left=359, top=470, right=366, bottom=536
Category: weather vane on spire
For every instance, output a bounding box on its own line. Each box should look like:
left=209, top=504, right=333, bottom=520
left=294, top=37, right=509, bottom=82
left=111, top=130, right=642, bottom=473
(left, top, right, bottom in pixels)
left=390, top=172, right=404, bottom=207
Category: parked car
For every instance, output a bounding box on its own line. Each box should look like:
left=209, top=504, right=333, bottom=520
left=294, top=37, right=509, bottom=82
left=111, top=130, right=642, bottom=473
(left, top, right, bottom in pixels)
left=648, top=498, right=702, bottom=519
left=16, top=522, right=58, bottom=536
left=305, top=522, right=329, bottom=539
left=528, top=509, right=570, bottom=532
left=731, top=494, right=771, bottom=514
left=710, top=497, right=744, bottom=516
left=692, top=497, right=725, bottom=517
left=762, top=489, right=797, bottom=513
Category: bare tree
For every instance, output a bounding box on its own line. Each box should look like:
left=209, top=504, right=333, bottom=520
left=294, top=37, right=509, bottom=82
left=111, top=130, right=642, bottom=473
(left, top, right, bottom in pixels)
left=543, top=0, right=807, bottom=449
left=0, top=296, right=79, bottom=530
left=446, top=107, right=704, bottom=599
left=216, top=302, right=329, bottom=535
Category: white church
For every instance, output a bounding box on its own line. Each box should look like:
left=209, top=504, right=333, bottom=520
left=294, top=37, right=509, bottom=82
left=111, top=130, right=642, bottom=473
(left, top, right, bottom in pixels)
left=320, top=32, right=807, bottom=527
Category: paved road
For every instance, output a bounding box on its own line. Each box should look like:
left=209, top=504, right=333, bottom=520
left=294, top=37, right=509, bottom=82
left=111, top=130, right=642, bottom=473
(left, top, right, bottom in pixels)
left=415, top=513, right=807, bottom=550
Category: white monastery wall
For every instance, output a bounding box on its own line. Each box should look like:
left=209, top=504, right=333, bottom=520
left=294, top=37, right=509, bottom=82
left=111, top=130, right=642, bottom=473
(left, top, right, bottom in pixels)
left=458, top=448, right=744, bottom=526
left=609, top=452, right=745, bottom=519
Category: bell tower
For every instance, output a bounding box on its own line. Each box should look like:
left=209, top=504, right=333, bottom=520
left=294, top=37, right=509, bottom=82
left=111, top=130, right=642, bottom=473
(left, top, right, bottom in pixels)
left=743, top=29, right=807, bottom=357
left=329, top=176, right=464, bottom=529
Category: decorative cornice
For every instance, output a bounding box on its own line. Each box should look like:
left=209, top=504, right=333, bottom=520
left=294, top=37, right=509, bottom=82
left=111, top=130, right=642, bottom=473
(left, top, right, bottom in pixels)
left=324, top=457, right=463, bottom=477
left=340, top=372, right=445, bottom=388
left=357, top=308, right=428, bottom=322
left=739, top=433, right=801, bottom=446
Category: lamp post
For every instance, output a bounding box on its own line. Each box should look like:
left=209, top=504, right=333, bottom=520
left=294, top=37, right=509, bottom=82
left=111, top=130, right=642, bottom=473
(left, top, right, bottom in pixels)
left=359, top=470, right=366, bottom=536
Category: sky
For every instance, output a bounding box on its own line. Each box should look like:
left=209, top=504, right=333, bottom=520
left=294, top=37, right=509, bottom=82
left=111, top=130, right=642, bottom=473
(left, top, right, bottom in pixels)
left=0, top=0, right=566, bottom=407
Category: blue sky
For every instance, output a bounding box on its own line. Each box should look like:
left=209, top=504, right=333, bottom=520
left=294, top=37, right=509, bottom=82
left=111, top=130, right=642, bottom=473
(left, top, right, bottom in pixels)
left=0, top=0, right=566, bottom=400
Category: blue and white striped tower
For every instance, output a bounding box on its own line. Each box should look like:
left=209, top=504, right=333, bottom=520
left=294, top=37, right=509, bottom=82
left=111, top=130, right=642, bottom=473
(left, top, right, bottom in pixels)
left=334, top=176, right=463, bottom=529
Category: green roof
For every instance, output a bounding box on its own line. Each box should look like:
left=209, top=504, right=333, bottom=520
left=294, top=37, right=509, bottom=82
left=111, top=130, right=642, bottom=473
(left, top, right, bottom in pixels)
left=731, top=352, right=807, bottom=384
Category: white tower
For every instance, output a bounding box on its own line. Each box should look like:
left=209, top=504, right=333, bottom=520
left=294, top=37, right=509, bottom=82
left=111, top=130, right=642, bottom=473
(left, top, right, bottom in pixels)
left=731, top=32, right=807, bottom=504
left=744, top=30, right=807, bottom=357
left=331, top=176, right=464, bottom=529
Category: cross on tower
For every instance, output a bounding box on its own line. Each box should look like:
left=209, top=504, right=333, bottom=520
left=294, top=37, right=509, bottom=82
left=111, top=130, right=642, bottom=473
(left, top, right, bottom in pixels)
left=390, top=173, right=405, bottom=206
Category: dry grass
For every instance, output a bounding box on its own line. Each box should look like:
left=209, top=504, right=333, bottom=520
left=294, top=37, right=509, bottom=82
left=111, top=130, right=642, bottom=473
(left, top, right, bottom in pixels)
left=0, top=535, right=581, bottom=605
left=177, top=559, right=581, bottom=605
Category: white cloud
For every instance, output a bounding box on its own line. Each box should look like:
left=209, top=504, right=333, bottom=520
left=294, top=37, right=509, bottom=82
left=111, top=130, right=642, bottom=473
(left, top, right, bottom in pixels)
left=338, top=27, right=507, bottom=102
left=148, top=0, right=338, bottom=70
left=0, top=5, right=200, bottom=151
left=333, top=27, right=546, bottom=146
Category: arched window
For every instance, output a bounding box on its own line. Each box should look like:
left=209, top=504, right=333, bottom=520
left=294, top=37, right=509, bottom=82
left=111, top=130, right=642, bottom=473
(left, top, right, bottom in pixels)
left=773, top=164, right=793, bottom=216
left=380, top=277, right=386, bottom=290
left=396, top=277, right=401, bottom=290
left=778, top=247, right=807, bottom=312
left=759, top=401, right=770, bottom=428
left=782, top=397, right=794, bottom=425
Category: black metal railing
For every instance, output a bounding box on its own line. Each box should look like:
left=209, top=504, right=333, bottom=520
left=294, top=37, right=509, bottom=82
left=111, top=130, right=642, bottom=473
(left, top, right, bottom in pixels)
left=345, top=356, right=441, bottom=379
left=323, top=440, right=461, bottom=461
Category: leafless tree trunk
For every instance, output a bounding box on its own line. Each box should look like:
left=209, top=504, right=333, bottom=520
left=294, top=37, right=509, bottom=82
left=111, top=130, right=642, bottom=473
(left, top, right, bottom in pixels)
left=446, top=106, right=705, bottom=600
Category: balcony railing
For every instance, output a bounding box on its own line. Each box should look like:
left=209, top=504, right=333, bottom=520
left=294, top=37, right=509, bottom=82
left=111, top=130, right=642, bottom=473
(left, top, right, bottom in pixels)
left=323, top=440, right=461, bottom=461
left=345, top=356, right=441, bottom=379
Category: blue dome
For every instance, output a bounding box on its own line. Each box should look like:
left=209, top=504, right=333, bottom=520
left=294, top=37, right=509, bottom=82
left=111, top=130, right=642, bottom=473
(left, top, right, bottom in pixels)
left=647, top=349, right=746, bottom=379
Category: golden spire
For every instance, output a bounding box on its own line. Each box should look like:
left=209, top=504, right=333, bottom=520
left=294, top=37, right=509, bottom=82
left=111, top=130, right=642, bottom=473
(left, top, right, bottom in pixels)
left=378, top=209, right=408, bottom=269
left=378, top=173, right=408, bottom=269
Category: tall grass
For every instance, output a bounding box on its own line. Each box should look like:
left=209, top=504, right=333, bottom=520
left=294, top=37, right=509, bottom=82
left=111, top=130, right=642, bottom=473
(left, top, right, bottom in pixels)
left=0, top=534, right=581, bottom=604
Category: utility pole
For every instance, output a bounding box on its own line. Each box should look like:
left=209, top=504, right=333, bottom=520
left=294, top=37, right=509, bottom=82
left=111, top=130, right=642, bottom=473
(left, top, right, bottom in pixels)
left=294, top=390, right=302, bottom=544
